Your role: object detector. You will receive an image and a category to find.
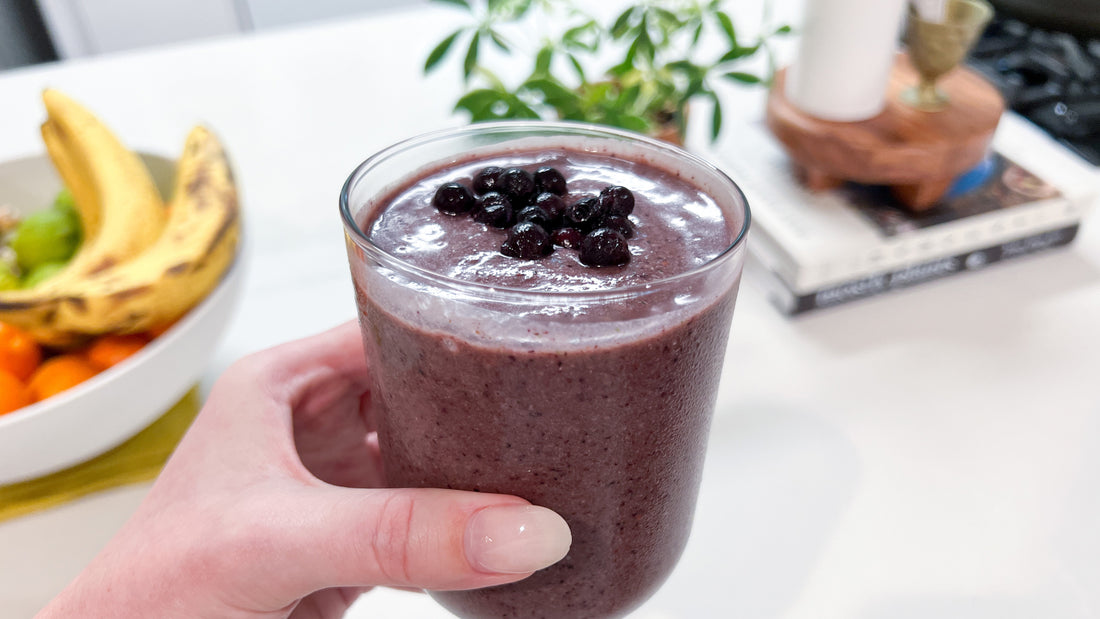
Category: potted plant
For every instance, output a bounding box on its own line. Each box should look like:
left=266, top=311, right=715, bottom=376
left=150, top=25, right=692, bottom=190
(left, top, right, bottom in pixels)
left=424, top=0, right=791, bottom=145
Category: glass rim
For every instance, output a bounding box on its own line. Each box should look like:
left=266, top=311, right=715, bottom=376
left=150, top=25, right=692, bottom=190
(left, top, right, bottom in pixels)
left=340, top=120, right=751, bottom=302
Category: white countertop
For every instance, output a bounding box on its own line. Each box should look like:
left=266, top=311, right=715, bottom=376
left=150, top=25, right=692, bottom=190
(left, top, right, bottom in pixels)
left=1, top=4, right=1099, bottom=619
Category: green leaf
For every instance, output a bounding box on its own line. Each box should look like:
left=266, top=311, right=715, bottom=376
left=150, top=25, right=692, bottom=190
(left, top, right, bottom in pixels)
left=616, top=114, right=651, bottom=134
left=535, top=45, right=553, bottom=75
left=617, top=83, right=642, bottom=108
left=610, top=7, right=636, bottom=38
left=432, top=0, right=470, bottom=9
left=691, top=22, right=703, bottom=46
left=719, top=44, right=759, bottom=63
left=488, top=29, right=510, bottom=52
left=684, top=76, right=706, bottom=100
left=609, top=36, right=640, bottom=77
left=666, top=59, right=700, bottom=76
left=774, top=24, right=793, bottom=35
left=488, top=0, right=533, bottom=20
left=634, top=26, right=654, bottom=64
left=455, top=88, right=507, bottom=117
left=506, top=94, right=541, bottom=119
left=567, top=53, right=586, bottom=81
left=652, top=7, right=681, bottom=30
left=716, top=11, right=737, bottom=45
left=608, top=58, right=634, bottom=78
left=723, top=71, right=762, bottom=84
left=463, top=30, right=480, bottom=80
left=711, top=97, right=723, bottom=140
left=562, top=19, right=599, bottom=52
left=424, top=30, right=461, bottom=73
left=523, top=77, right=580, bottom=110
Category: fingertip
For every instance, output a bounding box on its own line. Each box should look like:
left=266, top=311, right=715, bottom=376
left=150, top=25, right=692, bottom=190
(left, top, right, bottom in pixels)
left=464, top=505, right=572, bottom=575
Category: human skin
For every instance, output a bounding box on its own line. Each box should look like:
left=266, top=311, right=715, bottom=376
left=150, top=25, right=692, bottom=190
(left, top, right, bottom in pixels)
left=36, top=321, right=571, bottom=619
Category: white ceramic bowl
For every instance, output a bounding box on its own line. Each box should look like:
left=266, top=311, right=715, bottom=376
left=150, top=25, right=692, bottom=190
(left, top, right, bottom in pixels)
left=0, top=152, right=242, bottom=485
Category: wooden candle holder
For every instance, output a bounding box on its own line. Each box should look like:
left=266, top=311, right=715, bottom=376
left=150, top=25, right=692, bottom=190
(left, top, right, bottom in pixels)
left=765, top=53, right=1004, bottom=211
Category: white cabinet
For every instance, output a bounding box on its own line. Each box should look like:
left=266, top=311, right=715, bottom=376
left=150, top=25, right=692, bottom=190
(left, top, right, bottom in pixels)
left=35, top=0, right=425, bottom=59
left=36, top=0, right=247, bottom=57
left=244, top=0, right=425, bottom=29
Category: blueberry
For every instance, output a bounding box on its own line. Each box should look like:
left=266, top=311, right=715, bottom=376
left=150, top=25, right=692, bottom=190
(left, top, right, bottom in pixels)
left=579, top=228, right=631, bottom=267
left=600, top=215, right=634, bottom=239
left=472, top=166, right=504, bottom=195
left=532, top=192, right=566, bottom=224
left=517, top=205, right=555, bottom=228
left=499, top=168, right=536, bottom=203
left=598, top=185, right=634, bottom=216
left=566, top=196, right=606, bottom=230
left=534, top=167, right=567, bottom=195
left=432, top=182, right=474, bottom=215
left=551, top=227, right=584, bottom=249
left=501, top=222, right=553, bottom=260
left=471, top=192, right=515, bottom=228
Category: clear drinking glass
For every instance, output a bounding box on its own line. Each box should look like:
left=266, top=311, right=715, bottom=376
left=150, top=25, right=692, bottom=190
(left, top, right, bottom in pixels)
left=341, top=122, right=749, bottom=619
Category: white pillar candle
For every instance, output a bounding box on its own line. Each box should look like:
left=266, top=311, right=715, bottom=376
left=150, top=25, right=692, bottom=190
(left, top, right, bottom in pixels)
left=785, top=0, right=909, bottom=122
left=913, top=0, right=947, bottom=21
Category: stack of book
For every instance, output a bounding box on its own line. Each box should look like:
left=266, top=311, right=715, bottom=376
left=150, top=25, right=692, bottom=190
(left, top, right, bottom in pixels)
left=700, top=113, right=1098, bottom=315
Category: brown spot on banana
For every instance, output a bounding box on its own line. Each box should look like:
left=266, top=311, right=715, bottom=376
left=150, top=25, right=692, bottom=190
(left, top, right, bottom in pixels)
left=108, top=285, right=154, bottom=302
left=187, top=167, right=211, bottom=207
left=88, top=257, right=117, bottom=275
left=61, top=296, right=88, bottom=314
left=165, top=262, right=193, bottom=276
left=201, top=207, right=240, bottom=259
left=0, top=298, right=48, bottom=311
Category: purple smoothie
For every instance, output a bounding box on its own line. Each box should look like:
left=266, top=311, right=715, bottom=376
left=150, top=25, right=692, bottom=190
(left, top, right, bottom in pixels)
left=343, top=125, right=747, bottom=619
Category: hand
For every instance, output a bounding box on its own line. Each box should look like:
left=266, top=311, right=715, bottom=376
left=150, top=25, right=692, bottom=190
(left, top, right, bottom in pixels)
left=38, top=321, right=571, bottom=618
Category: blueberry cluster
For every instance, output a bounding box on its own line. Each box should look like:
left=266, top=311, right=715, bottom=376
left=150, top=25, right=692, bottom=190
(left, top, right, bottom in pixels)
left=430, top=165, right=635, bottom=267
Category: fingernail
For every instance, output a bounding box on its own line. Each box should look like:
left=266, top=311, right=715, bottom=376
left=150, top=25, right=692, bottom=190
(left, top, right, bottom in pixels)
left=464, top=504, right=572, bottom=574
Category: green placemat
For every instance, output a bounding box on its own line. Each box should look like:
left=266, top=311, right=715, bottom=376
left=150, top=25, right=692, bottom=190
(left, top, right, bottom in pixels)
left=0, top=387, right=201, bottom=522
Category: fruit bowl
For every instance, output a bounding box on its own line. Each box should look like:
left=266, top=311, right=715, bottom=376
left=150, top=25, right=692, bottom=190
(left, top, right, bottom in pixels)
left=0, top=152, right=243, bottom=485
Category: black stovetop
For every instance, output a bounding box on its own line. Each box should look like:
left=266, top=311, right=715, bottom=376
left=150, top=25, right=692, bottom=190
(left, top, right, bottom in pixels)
left=968, top=16, right=1100, bottom=165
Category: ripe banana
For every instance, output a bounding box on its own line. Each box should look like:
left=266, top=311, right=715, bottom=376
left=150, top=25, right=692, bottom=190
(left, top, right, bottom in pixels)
left=51, top=126, right=239, bottom=338
left=0, top=126, right=240, bottom=346
left=0, top=91, right=240, bottom=347
left=40, top=120, right=99, bottom=239
left=39, top=89, right=167, bottom=279
left=0, top=90, right=169, bottom=339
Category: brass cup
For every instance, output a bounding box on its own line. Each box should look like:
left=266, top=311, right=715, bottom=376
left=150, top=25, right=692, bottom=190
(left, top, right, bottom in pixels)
left=902, top=0, right=994, bottom=111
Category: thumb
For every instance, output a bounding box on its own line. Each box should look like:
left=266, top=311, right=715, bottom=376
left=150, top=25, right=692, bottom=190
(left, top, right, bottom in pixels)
left=257, top=486, right=571, bottom=598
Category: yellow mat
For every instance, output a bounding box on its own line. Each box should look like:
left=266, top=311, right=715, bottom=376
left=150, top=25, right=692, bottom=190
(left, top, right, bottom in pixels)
left=0, top=387, right=201, bottom=523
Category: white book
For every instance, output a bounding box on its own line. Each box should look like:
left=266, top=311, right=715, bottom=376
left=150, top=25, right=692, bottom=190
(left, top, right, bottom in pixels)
left=699, top=113, right=1099, bottom=299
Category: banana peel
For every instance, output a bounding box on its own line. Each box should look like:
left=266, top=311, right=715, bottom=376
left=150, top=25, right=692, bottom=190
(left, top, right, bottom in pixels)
left=39, top=89, right=167, bottom=281
left=39, top=126, right=240, bottom=340
left=0, top=92, right=240, bottom=348
left=40, top=120, right=100, bottom=239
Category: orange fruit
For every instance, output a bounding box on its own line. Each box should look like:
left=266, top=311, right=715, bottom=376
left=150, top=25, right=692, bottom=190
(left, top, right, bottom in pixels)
left=0, top=369, right=32, bottom=415
left=85, top=334, right=150, bottom=370
left=0, top=321, right=43, bottom=382
left=27, top=354, right=99, bottom=402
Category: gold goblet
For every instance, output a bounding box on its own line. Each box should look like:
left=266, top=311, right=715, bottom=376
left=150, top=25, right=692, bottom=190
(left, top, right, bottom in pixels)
left=902, top=0, right=994, bottom=111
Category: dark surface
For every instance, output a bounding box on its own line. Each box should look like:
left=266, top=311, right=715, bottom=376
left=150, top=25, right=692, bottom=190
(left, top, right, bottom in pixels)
left=969, top=14, right=1100, bottom=164
left=0, top=0, right=58, bottom=71
left=988, top=0, right=1100, bottom=38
